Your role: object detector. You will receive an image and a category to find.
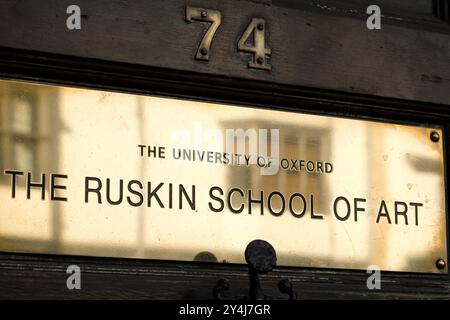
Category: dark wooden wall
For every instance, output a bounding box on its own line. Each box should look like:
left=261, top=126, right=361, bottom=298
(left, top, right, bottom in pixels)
left=1, top=0, right=449, bottom=105
left=0, top=0, right=449, bottom=299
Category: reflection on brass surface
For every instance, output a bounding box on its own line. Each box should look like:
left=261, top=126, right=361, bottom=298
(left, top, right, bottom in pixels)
left=0, top=79, right=446, bottom=273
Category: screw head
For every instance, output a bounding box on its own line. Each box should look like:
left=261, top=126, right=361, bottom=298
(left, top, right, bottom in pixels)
left=257, top=23, right=264, bottom=30
left=200, top=48, right=208, bottom=56
left=430, top=131, right=440, bottom=142
left=201, top=11, right=207, bottom=18
left=436, top=258, right=446, bottom=270
left=256, top=57, right=264, bottom=64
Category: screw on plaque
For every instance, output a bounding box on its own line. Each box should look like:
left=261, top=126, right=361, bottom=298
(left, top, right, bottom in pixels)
left=430, top=131, right=440, bottom=142
left=436, top=258, right=446, bottom=270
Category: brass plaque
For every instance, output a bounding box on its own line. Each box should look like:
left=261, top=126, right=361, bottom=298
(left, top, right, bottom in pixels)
left=0, top=79, right=446, bottom=273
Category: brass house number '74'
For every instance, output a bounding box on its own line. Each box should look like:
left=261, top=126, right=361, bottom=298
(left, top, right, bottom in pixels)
left=185, top=7, right=272, bottom=70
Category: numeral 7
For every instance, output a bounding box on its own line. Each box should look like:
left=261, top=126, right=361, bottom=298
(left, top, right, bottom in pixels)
left=185, top=7, right=222, bottom=61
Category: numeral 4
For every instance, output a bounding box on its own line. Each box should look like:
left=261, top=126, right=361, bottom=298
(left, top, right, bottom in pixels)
left=238, top=18, right=271, bottom=70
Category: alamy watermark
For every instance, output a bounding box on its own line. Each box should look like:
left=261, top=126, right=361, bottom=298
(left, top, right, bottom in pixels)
left=66, top=265, right=81, bottom=290
left=225, top=128, right=279, bottom=176
left=366, top=5, right=381, bottom=30
left=366, top=265, right=381, bottom=290
left=66, top=5, right=81, bottom=30
left=170, top=123, right=280, bottom=176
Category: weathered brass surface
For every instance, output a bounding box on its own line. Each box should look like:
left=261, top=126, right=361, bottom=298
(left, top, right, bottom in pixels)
left=0, top=79, right=446, bottom=273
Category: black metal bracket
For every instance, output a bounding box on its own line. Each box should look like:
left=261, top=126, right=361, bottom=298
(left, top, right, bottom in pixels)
left=213, top=239, right=296, bottom=300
